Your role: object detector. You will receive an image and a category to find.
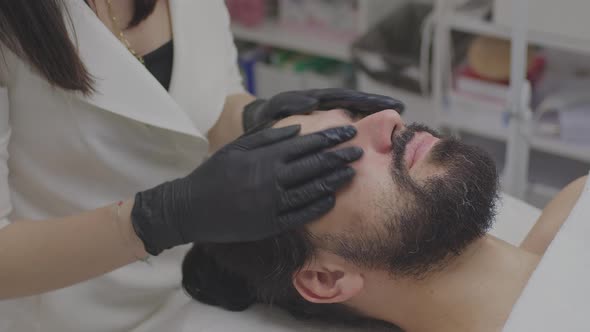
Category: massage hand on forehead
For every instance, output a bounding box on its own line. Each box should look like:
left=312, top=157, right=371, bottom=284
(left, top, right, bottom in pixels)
left=132, top=89, right=405, bottom=254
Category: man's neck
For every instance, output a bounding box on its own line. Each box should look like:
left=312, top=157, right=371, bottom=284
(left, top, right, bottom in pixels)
left=354, top=236, right=541, bottom=332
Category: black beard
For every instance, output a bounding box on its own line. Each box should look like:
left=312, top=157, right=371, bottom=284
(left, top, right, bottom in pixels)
left=329, top=124, right=499, bottom=278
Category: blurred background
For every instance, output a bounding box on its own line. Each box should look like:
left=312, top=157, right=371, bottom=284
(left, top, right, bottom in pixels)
left=227, top=0, right=590, bottom=208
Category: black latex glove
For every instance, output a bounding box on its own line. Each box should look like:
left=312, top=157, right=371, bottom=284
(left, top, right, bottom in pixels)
left=242, top=88, right=405, bottom=132
left=132, top=124, right=362, bottom=255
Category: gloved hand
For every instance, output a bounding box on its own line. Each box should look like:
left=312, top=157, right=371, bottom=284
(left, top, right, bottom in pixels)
left=132, top=125, right=362, bottom=255
left=242, top=88, right=405, bottom=132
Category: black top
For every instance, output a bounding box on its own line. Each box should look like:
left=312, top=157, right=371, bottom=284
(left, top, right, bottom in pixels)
left=143, top=40, right=174, bottom=90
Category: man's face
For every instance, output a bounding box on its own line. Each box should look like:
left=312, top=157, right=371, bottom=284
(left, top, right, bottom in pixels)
left=274, top=109, right=499, bottom=276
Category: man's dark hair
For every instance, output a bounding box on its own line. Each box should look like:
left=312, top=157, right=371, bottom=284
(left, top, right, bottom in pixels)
left=0, top=0, right=156, bottom=94
left=181, top=230, right=396, bottom=330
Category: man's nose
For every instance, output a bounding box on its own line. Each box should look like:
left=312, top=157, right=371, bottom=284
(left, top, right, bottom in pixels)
left=351, top=109, right=405, bottom=154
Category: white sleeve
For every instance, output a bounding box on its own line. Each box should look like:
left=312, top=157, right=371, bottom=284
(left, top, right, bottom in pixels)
left=0, top=85, right=11, bottom=229
left=220, top=2, right=246, bottom=96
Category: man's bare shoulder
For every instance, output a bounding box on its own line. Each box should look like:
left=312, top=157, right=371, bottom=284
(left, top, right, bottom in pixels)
left=520, top=175, right=588, bottom=255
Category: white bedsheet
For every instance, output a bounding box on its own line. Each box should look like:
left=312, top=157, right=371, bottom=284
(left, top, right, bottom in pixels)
left=491, top=192, right=541, bottom=246
left=136, top=291, right=389, bottom=332
left=135, top=192, right=541, bottom=332
left=503, top=176, right=590, bottom=331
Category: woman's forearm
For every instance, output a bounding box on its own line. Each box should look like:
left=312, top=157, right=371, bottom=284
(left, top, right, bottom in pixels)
left=207, top=93, right=256, bottom=152
left=0, top=199, right=146, bottom=299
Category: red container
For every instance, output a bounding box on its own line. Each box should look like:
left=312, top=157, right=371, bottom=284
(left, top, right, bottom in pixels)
left=226, top=0, right=266, bottom=27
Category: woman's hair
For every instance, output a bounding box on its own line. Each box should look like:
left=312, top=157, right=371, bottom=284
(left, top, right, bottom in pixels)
left=128, top=0, right=158, bottom=29
left=181, top=229, right=397, bottom=330
left=0, top=0, right=156, bottom=94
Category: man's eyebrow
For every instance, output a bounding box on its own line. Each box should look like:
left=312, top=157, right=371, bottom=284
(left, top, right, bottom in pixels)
left=244, top=118, right=281, bottom=135
left=341, top=109, right=364, bottom=121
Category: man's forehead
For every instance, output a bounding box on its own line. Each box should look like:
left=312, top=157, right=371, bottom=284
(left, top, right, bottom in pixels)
left=272, top=109, right=354, bottom=135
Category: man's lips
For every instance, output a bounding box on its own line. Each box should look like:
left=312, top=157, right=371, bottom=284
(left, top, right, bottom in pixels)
left=403, top=132, right=440, bottom=170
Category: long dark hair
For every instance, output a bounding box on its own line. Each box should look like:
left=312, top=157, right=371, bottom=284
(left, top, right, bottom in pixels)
left=0, top=0, right=157, bottom=95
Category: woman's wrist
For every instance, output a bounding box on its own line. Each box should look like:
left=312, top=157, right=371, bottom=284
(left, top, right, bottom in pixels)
left=208, top=93, right=256, bottom=152
left=114, top=199, right=149, bottom=261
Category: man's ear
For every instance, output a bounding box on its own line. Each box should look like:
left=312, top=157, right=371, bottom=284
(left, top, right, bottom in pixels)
left=293, top=250, right=364, bottom=304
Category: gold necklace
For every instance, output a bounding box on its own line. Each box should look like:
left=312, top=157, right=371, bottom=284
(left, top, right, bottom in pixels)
left=106, top=0, right=145, bottom=64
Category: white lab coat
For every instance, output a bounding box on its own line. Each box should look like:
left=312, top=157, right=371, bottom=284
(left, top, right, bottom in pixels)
left=0, top=1, right=245, bottom=331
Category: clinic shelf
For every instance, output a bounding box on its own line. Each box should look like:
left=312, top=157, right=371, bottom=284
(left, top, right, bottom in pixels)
left=439, top=106, right=509, bottom=142
left=231, top=21, right=354, bottom=61
left=529, top=135, right=590, bottom=164
left=441, top=105, right=590, bottom=163
left=434, top=0, right=590, bottom=200
left=445, top=12, right=590, bottom=56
